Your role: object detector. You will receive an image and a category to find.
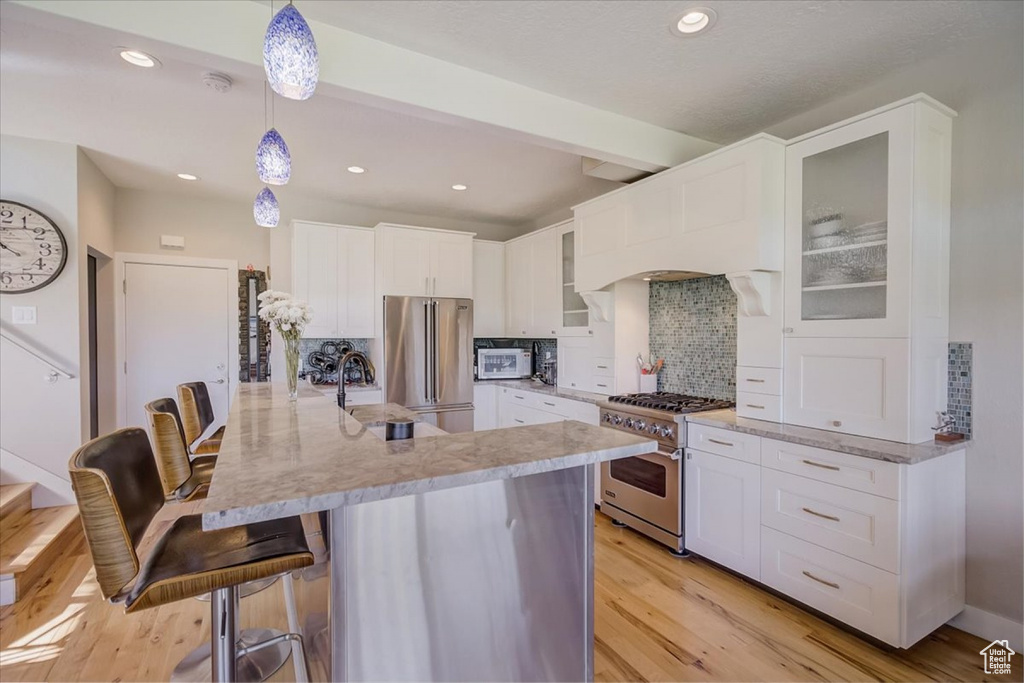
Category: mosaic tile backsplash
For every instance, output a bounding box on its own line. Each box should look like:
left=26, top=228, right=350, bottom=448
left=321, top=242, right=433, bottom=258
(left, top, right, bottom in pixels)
left=299, top=338, right=372, bottom=384
left=947, top=342, right=973, bottom=438
left=649, top=275, right=737, bottom=401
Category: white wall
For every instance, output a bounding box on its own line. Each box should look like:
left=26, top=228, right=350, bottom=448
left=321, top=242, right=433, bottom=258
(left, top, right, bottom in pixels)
left=77, top=150, right=116, bottom=437
left=0, top=136, right=83, bottom=504
left=765, top=27, right=1024, bottom=635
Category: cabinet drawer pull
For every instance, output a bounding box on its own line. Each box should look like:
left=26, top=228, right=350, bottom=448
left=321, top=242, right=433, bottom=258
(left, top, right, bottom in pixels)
left=745, top=403, right=765, bottom=410
left=801, top=459, right=840, bottom=471
left=543, top=401, right=556, bottom=407
left=597, top=365, right=609, bottom=369
left=831, top=420, right=843, bottom=427
left=513, top=395, right=525, bottom=400
left=801, top=507, right=840, bottom=522
left=595, top=383, right=608, bottom=388
left=708, top=438, right=733, bottom=447
left=514, top=419, right=525, bottom=424
left=802, top=570, right=840, bottom=589
left=745, top=378, right=766, bottom=383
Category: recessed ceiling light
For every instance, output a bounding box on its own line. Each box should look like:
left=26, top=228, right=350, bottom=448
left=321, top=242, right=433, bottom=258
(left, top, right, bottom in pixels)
left=672, top=7, right=717, bottom=36
left=118, top=48, right=160, bottom=68
left=177, top=173, right=199, bottom=181
left=347, top=166, right=366, bottom=174
left=451, top=184, right=468, bottom=191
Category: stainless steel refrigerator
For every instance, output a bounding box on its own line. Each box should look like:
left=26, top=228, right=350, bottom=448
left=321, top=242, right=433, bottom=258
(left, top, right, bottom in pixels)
left=383, top=296, right=474, bottom=433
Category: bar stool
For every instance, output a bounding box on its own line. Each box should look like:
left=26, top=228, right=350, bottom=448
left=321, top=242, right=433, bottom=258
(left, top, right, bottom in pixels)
left=178, top=381, right=226, bottom=455
left=145, top=398, right=217, bottom=502
left=70, top=428, right=314, bottom=682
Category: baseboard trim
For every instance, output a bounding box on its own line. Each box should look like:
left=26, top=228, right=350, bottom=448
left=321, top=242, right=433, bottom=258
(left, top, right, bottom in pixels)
left=0, top=448, right=74, bottom=507
left=949, top=605, right=1024, bottom=651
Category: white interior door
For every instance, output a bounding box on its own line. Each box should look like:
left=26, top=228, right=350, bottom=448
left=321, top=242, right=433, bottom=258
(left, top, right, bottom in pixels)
left=122, top=261, right=232, bottom=433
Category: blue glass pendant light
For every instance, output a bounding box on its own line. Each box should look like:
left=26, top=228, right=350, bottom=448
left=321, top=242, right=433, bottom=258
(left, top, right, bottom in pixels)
left=256, top=128, right=291, bottom=185
left=254, top=187, right=280, bottom=227
left=264, top=3, right=319, bottom=101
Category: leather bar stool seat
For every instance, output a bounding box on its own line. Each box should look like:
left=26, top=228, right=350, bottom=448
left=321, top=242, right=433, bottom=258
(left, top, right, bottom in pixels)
left=146, top=398, right=216, bottom=502
left=178, top=382, right=226, bottom=455
left=70, top=428, right=314, bottom=681
left=125, top=514, right=310, bottom=613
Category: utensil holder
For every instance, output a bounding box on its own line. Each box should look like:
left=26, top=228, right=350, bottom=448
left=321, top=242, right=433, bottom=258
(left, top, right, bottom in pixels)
left=385, top=419, right=414, bottom=441
left=639, top=374, right=658, bottom=393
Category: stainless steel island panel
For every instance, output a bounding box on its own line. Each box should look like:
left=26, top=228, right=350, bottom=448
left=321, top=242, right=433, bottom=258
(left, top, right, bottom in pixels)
left=330, top=464, right=595, bottom=681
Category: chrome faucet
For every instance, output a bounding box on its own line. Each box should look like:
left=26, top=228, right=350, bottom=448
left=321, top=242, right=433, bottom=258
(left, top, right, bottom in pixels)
left=336, top=351, right=375, bottom=409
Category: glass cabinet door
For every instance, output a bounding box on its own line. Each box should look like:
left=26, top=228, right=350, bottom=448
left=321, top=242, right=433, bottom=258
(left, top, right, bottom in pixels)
left=800, top=132, right=889, bottom=322
left=785, top=107, right=913, bottom=339
left=559, top=228, right=590, bottom=334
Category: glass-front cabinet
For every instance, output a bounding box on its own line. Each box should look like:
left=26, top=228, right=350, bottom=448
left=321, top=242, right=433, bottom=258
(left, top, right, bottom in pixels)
left=784, top=107, right=914, bottom=338
left=556, top=222, right=591, bottom=336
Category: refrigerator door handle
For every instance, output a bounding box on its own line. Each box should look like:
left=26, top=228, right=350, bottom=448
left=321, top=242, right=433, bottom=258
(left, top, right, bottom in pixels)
left=431, top=300, right=439, bottom=403
left=423, top=300, right=432, bottom=405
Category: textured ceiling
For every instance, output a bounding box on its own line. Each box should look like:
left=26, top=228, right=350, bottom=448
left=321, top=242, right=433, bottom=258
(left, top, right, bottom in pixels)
left=298, top=0, right=1020, bottom=143
left=0, top=14, right=619, bottom=230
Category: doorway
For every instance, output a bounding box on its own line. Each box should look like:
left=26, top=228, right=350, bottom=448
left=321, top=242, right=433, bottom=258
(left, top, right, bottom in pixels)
left=116, top=254, right=238, bottom=433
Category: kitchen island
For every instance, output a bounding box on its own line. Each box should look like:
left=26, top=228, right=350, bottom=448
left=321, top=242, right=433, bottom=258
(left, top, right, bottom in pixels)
left=199, top=383, right=655, bottom=681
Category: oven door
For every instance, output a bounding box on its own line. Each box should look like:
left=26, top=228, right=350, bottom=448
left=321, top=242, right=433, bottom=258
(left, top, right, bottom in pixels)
left=601, top=450, right=681, bottom=535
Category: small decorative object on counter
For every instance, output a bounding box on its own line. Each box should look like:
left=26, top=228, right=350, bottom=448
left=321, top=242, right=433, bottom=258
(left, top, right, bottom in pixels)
left=932, top=410, right=965, bottom=443
left=638, top=354, right=663, bottom=393
left=385, top=419, right=414, bottom=441
left=257, top=289, right=312, bottom=400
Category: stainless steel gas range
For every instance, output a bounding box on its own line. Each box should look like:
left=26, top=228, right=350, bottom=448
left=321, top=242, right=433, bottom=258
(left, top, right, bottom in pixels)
left=598, top=392, right=733, bottom=555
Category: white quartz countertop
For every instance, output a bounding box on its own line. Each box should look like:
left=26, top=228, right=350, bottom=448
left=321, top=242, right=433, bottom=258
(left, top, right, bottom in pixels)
left=200, top=383, right=654, bottom=530
left=685, top=410, right=969, bottom=465
left=474, top=379, right=607, bottom=405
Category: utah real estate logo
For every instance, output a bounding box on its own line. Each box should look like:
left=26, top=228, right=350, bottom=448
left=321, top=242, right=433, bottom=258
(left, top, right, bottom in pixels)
left=980, top=639, right=1015, bottom=676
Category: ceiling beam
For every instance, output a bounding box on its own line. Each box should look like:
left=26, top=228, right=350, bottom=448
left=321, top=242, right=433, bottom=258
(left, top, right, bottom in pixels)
left=12, top=0, right=719, bottom=171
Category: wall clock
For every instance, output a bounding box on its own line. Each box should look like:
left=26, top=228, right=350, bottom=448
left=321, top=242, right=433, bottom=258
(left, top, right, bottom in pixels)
left=0, top=200, right=68, bottom=294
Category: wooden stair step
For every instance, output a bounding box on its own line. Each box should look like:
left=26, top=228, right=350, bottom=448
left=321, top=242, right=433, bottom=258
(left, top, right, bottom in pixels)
left=0, top=483, right=35, bottom=528
left=0, top=505, right=82, bottom=600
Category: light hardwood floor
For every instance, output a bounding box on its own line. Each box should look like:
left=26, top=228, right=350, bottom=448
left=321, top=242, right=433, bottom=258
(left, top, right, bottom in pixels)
left=0, top=507, right=1014, bottom=682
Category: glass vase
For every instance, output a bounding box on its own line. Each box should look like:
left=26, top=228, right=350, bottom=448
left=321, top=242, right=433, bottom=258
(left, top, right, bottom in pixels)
left=284, top=336, right=301, bottom=401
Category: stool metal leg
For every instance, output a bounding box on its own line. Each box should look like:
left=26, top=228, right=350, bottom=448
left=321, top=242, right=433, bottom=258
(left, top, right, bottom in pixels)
left=211, top=586, right=238, bottom=682
left=282, top=573, right=308, bottom=682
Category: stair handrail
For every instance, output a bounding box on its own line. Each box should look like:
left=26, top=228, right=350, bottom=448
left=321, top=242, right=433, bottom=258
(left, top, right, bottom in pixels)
left=0, top=329, right=75, bottom=380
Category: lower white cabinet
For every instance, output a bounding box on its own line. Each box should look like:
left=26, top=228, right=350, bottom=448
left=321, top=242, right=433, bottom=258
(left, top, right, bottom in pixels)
left=684, top=449, right=761, bottom=580
left=473, top=384, right=498, bottom=431
left=684, top=423, right=965, bottom=648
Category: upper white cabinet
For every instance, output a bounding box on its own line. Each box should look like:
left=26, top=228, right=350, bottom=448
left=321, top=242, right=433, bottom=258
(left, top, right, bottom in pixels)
left=505, top=223, right=561, bottom=338
left=377, top=224, right=474, bottom=298
left=555, top=222, right=590, bottom=336
left=472, top=241, right=505, bottom=337
left=783, top=98, right=953, bottom=339
left=782, top=96, right=955, bottom=443
left=291, top=221, right=374, bottom=338
left=572, top=135, right=785, bottom=292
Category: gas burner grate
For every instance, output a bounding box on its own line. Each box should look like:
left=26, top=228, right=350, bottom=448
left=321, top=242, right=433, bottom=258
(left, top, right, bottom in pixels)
left=607, top=391, right=734, bottom=414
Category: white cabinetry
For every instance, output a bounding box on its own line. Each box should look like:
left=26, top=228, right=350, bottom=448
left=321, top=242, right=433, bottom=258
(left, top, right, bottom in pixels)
left=472, top=241, right=505, bottom=337
left=684, top=448, right=761, bottom=580
left=555, top=222, right=591, bottom=336
left=377, top=224, right=474, bottom=298
left=473, top=383, right=498, bottom=431
left=291, top=221, right=374, bottom=338
left=504, top=224, right=560, bottom=338
left=682, top=422, right=965, bottom=648
left=783, top=96, right=954, bottom=443
left=572, top=135, right=785, bottom=292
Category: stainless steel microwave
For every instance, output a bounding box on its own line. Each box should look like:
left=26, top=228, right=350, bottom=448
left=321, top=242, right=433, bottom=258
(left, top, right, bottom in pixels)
left=475, top=348, right=532, bottom=380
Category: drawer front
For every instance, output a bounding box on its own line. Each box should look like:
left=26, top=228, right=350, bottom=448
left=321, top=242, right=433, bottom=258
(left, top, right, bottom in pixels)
left=761, top=528, right=899, bottom=646
left=503, top=403, right=561, bottom=427
left=590, top=377, right=613, bottom=394
left=736, top=392, right=782, bottom=421
left=761, top=469, right=899, bottom=572
left=592, top=357, right=615, bottom=378
left=687, top=424, right=761, bottom=466
left=737, top=366, right=782, bottom=395
left=502, top=388, right=540, bottom=410
left=760, top=438, right=901, bottom=500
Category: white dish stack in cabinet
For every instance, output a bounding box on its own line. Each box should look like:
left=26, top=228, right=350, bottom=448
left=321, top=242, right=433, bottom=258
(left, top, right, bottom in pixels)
left=782, top=96, right=955, bottom=443
left=291, top=221, right=375, bottom=338
left=377, top=223, right=474, bottom=298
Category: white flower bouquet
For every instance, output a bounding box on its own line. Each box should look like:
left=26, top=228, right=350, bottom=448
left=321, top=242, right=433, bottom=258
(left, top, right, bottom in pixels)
left=257, top=290, right=312, bottom=398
